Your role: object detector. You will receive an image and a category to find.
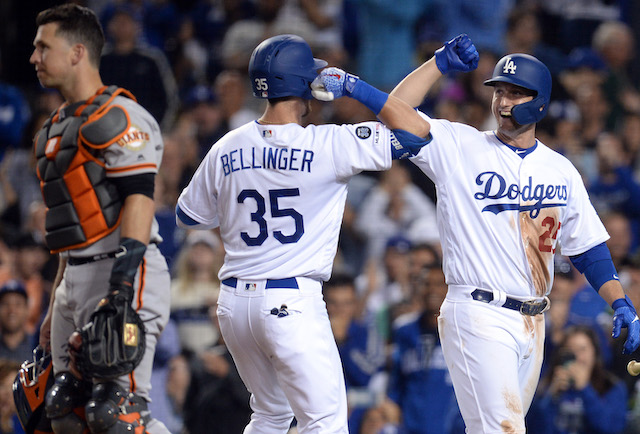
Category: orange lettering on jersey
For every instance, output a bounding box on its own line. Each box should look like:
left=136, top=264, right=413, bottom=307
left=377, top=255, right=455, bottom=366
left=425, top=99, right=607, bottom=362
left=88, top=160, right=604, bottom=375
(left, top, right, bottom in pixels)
left=44, top=136, right=61, bottom=160
left=117, top=125, right=150, bottom=151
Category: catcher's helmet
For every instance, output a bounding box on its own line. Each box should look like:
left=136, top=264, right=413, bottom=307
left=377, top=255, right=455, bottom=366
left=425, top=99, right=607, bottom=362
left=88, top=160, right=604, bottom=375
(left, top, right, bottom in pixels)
left=13, top=347, right=54, bottom=434
left=484, top=53, right=552, bottom=125
left=249, top=34, right=327, bottom=100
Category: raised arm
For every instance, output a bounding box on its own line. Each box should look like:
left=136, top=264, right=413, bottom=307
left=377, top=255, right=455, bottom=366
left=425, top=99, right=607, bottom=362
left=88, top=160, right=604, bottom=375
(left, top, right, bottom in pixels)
left=391, top=34, right=479, bottom=108
left=311, top=67, right=429, bottom=138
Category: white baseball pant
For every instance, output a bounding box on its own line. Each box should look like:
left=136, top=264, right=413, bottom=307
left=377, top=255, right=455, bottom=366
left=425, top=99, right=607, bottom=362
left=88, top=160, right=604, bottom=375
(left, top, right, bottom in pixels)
left=437, top=285, right=546, bottom=433
left=217, top=277, right=348, bottom=433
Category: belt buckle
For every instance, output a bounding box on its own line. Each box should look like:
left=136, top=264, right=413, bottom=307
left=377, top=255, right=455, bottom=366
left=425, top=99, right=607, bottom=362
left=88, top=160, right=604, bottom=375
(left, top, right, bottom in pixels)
left=519, top=298, right=548, bottom=316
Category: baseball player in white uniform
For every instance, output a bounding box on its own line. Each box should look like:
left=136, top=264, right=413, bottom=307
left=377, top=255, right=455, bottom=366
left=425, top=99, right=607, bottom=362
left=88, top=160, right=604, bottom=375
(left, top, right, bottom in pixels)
left=176, top=34, right=431, bottom=433
left=30, top=5, right=170, bottom=433
left=389, top=34, right=640, bottom=432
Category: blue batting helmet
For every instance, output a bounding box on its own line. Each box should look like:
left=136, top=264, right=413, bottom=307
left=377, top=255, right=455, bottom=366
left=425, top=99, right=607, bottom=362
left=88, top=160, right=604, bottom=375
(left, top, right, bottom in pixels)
left=484, top=53, right=552, bottom=125
left=249, top=34, right=327, bottom=100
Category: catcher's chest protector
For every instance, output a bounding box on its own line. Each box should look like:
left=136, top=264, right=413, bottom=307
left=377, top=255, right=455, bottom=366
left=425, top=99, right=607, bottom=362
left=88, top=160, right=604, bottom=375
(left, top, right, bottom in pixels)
left=34, top=86, right=135, bottom=253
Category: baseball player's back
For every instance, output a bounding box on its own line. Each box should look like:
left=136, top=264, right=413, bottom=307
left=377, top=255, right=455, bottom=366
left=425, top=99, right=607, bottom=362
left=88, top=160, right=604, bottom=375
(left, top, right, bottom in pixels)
left=179, top=120, right=391, bottom=281
left=177, top=34, right=431, bottom=433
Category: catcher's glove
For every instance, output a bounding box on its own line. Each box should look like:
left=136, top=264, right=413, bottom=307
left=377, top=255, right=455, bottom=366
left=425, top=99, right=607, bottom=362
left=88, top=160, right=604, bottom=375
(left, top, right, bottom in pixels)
left=73, top=285, right=146, bottom=380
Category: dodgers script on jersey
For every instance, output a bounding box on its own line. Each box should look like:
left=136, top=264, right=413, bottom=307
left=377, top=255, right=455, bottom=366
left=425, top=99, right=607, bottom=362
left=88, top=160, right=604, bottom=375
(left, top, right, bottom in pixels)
left=410, top=113, right=609, bottom=298
left=177, top=120, right=393, bottom=281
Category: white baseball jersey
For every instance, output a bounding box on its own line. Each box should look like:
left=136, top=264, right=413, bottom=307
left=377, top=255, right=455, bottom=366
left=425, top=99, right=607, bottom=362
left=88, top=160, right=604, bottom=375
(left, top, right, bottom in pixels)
left=410, top=113, right=609, bottom=298
left=178, top=120, right=393, bottom=281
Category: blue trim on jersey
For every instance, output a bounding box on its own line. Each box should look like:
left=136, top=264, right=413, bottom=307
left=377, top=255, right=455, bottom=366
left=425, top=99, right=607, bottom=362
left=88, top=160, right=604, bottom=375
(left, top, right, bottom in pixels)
left=569, top=242, right=618, bottom=292
left=175, top=204, right=200, bottom=226
left=493, top=133, right=537, bottom=158
left=390, top=129, right=432, bottom=159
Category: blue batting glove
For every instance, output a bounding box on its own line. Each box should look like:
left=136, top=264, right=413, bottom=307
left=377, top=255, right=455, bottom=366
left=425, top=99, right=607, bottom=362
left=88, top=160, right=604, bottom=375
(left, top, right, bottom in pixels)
left=434, top=34, right=479, bottom=75
left=311, top=67, right=359, bottom=101
left=612, top=295, right=640, bottom=354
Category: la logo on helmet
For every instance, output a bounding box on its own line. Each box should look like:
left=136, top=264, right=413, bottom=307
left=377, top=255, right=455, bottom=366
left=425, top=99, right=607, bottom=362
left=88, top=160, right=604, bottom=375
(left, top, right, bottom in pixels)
left=503, top=57, right=517, bottom=74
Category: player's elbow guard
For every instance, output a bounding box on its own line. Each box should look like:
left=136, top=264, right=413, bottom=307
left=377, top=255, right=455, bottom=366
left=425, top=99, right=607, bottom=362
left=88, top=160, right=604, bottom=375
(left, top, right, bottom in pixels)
left=390, top=129, right=433, bottom=159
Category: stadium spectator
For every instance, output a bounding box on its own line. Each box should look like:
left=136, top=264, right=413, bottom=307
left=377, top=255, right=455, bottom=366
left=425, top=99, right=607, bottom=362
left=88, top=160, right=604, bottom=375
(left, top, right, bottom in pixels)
left=0, top=59, right=30, bottom=163
left=220, top=0, right=315, bottom=71
left=100, top=6, right=179, bottom=130
left=182, top=300, right=251, bottom=434
left=504, top=7, right=567, bottom=76
left=0, top=359, right=22, bottom=434
left=592, top=20, right=640, bottom=130
left=352, top=0, right=430, bottom=91
left=356, top=235, right=415, bottom=341
left=0, top=280, right=34, bottom=363
left=9, top=233, right=51, bottom=335
left=179, top=84, right=226, bottom=159
left=438, top=0, right=514, bottom=55
left=170, top=230, right=223, bottom=356
left=324, top=272, right=386, bottom=433
left=355, top=162, right=437, bottom=262
left=148, top=319, right=184, bottom=434
left=213, top=69, right=260, bottom=130
left=528, top=325, right=628, bottom=433
left=388, top=266, right=464, bottom=433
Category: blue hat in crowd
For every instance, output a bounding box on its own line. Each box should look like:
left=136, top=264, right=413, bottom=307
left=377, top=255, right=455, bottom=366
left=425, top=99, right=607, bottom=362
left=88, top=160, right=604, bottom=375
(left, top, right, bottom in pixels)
left=385, top=235, right=412, bottom=253
left=184, top=85, right=216, bottom=109
left=0, top=279, right=28, bottom=301
left=567, top=47, right=606, bottom=72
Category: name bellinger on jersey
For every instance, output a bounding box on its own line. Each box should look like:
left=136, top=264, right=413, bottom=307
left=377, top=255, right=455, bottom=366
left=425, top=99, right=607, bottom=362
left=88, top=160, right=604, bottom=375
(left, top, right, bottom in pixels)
left=177, top=120, right=393, bottom=282
left=220, top=144, right=315, bottom=175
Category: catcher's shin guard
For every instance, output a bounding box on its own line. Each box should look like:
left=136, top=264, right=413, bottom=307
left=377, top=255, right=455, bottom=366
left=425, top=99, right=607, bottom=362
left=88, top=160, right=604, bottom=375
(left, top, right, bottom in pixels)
left=45, top=372, right=91, bottom=434
left=85, top=382, right=151, bottom=433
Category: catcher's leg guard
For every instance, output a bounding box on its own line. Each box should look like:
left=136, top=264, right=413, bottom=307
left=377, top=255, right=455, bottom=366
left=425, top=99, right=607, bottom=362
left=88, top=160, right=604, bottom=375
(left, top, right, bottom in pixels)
left=45, top=372, right=91, bottom=434
left=85, top=382, right=151, bottom=433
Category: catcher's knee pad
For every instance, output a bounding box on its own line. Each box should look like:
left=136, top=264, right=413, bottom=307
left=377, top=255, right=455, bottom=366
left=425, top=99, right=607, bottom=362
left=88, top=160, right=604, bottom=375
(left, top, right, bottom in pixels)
left=45, top=372, right=91, bottom=433
left=85, top=382, right=151, bottom=433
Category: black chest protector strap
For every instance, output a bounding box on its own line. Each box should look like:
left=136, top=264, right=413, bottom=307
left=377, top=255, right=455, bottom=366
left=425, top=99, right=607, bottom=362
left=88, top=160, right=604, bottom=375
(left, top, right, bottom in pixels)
left=34, top=86, right=136, bottom=253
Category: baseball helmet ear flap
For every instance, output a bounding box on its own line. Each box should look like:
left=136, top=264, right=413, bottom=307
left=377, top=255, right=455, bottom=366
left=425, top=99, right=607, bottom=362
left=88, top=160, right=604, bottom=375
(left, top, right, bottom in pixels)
left=249, top=34, right=328, bottom=100
left=484, top=53, right=552, bottom=125
left=13, top=347, right=54, bottom=434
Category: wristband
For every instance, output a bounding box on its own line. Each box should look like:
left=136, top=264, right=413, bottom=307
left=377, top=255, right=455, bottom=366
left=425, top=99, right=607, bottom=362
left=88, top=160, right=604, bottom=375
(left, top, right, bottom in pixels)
left=110, top=237, right=147, bottom=287
left=349, top=79, right=389, bottom=115
left=612, top=295, right=636, bottom=313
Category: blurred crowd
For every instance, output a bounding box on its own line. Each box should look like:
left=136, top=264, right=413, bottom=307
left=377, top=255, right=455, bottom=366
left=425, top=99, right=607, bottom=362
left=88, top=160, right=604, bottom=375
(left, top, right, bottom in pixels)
left=0, top=0, right=640, bottom=433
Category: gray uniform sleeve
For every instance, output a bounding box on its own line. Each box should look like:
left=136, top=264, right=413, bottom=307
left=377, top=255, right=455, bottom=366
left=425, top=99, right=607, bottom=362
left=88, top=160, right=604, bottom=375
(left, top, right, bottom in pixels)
left=103, top=97, right=163, bottom=178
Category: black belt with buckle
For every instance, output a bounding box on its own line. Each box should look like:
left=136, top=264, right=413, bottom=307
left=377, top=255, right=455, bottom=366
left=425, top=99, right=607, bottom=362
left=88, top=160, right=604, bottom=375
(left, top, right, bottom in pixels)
left=67, top=251, right=118, bottom=266
left=471, top=288, right=548, bottom=316
left=222, top=277, right=299, bottom=289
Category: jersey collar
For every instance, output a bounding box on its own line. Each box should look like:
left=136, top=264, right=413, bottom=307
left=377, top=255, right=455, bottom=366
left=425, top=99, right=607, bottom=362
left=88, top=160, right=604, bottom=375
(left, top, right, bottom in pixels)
left=493, top=132, right=537, bottom=159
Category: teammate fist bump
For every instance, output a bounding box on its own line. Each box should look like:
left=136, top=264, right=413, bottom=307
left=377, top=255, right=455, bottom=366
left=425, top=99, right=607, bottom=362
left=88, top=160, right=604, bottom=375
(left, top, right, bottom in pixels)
left=435, top=33, right=479, bottom=75
left=612, top=295, right=640, bottom=354
left=311, top=67, right=359, bottom=101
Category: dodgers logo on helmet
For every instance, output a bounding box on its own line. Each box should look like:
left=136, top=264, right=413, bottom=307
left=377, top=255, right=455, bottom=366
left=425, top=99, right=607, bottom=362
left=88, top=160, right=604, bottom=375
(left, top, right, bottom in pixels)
left=249, top=34, right=328, bottom=100
left=484, top=53, right=552, bottom=125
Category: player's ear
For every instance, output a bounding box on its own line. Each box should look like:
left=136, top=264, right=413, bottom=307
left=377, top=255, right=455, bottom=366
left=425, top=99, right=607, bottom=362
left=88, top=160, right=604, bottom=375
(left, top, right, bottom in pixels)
left=70, top=43, right=85, bottom=65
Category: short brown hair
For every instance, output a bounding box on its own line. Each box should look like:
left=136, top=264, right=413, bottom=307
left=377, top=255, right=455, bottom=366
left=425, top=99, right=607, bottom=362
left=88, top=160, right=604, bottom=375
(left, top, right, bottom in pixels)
left=36, top=4, right=104, bottom=67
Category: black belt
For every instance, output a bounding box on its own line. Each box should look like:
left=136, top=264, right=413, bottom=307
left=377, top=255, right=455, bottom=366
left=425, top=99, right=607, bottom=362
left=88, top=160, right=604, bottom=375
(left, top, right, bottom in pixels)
left=471, top=288, right=549, bottom=316
left=222, top=277, right=299, bottom=289
left=67, top=251, right=118, bottom=266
